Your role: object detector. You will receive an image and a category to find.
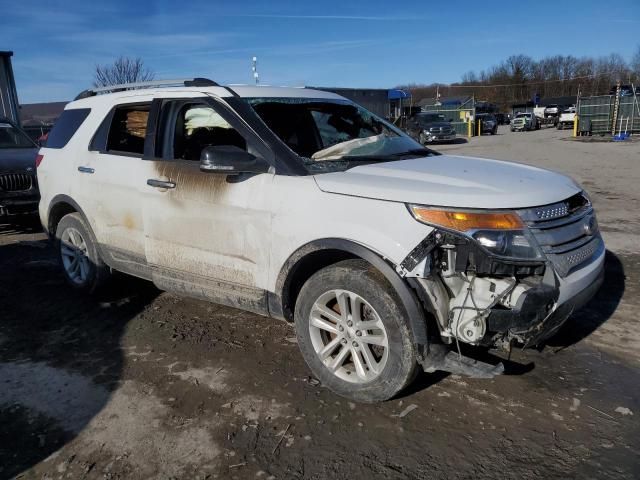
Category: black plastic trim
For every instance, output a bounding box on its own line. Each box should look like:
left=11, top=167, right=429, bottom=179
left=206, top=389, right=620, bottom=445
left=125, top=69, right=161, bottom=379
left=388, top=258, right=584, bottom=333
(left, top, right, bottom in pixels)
left=274, top=238, right=428, bottom=345
left=224, top=97, right=308, bottom=176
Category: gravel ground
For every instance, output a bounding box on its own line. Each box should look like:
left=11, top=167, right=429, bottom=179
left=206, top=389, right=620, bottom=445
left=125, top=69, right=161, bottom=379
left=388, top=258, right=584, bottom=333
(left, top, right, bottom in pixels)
left=1, top=126, right=639, bottom=479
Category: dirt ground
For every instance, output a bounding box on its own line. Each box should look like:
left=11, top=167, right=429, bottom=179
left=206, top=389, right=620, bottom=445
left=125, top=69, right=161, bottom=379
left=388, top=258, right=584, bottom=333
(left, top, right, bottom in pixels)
left=1, top=126, right=639, bottom=480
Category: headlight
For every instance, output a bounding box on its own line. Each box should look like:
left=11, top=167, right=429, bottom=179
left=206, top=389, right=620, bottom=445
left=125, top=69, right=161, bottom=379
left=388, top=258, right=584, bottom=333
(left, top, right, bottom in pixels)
left=472, top=230, right=540, bottom=259
left=408, top=205, right=543, bottom=260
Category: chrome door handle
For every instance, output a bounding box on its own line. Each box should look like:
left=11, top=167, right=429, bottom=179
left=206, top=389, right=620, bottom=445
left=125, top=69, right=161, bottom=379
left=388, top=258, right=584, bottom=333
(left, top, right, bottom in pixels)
left=78, top=166, right=94, bottom=174
left=147, top=178, right=176, bottom=189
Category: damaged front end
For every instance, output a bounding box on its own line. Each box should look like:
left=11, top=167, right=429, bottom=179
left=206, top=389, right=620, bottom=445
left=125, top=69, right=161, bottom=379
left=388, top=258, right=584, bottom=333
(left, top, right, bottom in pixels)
left=397, top=193, right=604, bottom=374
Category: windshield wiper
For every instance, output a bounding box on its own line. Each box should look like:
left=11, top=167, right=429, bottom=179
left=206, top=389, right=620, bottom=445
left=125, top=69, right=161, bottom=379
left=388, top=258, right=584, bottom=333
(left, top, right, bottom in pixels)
left=389, top=148, right=437, bottom=157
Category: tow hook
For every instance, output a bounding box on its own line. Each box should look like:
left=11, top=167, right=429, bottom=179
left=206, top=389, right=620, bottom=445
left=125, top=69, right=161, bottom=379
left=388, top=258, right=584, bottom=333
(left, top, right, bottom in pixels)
left=418, top=344, right=505, bottom=379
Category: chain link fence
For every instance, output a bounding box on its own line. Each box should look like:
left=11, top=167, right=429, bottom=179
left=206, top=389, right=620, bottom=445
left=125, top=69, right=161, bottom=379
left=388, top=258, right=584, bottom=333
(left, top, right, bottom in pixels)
left=578, top=89, right=639, bottom=135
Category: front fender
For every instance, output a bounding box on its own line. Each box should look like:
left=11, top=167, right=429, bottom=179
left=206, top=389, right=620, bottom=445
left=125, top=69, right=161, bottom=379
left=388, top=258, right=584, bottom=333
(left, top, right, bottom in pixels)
left=270, top=238, right=429, bottom=346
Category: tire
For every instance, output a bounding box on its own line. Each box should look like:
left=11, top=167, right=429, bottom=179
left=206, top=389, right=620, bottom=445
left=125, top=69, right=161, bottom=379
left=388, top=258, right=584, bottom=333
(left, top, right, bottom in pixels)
left=55, top=213, right=110, bottom=293
left=294, top=259, right=418, bottom=403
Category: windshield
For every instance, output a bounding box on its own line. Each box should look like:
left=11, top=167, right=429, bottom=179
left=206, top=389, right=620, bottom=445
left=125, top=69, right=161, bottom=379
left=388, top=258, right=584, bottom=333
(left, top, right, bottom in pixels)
left=0, top=121, right=36, bottom=149
left=247, top=98, right=430, bottom=172
left=516, top=113, right=530, bottom=119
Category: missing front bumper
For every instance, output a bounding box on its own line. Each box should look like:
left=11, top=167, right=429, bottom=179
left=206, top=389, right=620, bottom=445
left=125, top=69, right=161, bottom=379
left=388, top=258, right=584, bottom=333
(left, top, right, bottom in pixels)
left=487, top=265, right=604, bottom=347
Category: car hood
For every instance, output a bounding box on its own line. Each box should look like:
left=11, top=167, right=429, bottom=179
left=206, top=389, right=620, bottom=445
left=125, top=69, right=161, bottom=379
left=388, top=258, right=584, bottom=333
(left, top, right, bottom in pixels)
left=313, top=155, right=581, bottom=209
left=0, top=147, right=38, bottom=172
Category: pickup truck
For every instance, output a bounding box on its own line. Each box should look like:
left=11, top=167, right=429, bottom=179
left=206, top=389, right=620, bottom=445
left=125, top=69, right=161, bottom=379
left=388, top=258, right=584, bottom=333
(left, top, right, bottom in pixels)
left=510, top=113, right=539, bottom=131
left=406, top=112, right=456, bottom=144
left=557, top=107, right=576, bottom=130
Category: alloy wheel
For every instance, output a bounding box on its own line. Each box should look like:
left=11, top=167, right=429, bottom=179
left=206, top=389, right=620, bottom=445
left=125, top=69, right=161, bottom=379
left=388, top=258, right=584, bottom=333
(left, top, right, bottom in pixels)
left=60, top=227, right=90, bottom=285
left=308, top=289, right=389, bottom=383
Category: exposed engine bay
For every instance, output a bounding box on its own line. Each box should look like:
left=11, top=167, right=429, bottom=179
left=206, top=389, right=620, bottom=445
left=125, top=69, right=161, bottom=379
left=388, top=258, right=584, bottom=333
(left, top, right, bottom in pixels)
left=399, top=229, right=560, bottom=350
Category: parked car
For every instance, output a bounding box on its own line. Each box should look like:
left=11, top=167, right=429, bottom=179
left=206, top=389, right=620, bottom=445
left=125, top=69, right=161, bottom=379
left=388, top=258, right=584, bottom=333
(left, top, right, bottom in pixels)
left=543, top=104, right=560, bottom=117
left=405, top=112, right=456, bottom=144
left=0, top=116, right=40, bottom=217
left=511, top=112, right=539, bottom=131
left=476, top=113, right=498, bottom=135
left=37, top=79, right=604, bottom=402
left=557, top=107, right=576, bottom=130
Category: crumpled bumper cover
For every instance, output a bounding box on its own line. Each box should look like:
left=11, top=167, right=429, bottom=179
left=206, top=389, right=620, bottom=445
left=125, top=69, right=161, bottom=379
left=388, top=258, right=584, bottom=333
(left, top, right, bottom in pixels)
left=486, top=263, right=604, bottom=346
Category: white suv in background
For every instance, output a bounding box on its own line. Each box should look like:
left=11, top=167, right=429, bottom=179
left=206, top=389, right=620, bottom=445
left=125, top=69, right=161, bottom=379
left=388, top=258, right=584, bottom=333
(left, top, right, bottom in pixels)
left=37, top=79, right=605, bottom=402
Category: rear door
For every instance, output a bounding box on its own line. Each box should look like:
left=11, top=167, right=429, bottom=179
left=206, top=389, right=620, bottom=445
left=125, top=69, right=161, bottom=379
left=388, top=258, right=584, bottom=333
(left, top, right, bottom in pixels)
left=140, top=97, right=275, bottom=312
left=78, top=99, right=152, bottom=275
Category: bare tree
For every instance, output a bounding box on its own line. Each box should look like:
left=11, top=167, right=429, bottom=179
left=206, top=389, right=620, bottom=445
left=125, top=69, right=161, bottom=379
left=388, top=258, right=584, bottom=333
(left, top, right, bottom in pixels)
left=401, top=50, right=638, bottom=109
left=93, top=56, right=155, bottom=87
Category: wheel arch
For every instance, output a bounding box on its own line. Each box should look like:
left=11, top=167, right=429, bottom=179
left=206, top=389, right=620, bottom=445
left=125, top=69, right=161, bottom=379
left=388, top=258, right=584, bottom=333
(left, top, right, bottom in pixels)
left=46, top=195, right=101, bottom=253
left=270, top=238, right=428, bottom=346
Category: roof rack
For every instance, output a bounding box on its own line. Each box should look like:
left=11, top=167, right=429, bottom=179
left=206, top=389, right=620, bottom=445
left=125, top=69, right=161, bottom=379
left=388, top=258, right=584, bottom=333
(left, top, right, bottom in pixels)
left=74, top=77, right=220, bottom=100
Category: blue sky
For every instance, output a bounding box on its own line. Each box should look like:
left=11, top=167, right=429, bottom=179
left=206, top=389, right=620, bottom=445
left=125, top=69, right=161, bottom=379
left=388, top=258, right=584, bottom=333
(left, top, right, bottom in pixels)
left=1, top=0, right=638, bottom=104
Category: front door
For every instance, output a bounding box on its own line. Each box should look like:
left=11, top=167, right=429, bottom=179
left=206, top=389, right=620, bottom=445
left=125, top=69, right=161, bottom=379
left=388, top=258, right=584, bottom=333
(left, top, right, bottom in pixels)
left=141, top=98, right=274, bottom=313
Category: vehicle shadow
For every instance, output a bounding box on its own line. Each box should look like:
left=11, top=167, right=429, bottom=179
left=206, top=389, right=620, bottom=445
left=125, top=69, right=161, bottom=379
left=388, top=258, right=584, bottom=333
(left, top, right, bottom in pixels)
left=0, top=235, right=159, bottom=479
left=445, top=138, right=468, bottom=145
left=0, top=214, right=43, bottom=236
left=546, top=249, right=625, bottom=349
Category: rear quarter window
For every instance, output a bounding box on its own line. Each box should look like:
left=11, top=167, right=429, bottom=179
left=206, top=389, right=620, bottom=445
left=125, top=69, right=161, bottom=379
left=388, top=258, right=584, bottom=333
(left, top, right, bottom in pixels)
left=46, top=108, right=91, bottom=149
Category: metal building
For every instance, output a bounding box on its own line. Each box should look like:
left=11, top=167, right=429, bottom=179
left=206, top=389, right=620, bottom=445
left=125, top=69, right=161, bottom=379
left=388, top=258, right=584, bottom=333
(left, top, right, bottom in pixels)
left=0, top=51, right=20, bottom=124
left=311, top=87, right=410, bottom=121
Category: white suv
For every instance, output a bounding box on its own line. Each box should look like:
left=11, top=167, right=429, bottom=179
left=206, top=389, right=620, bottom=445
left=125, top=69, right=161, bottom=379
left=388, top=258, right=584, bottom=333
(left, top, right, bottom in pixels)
left=38, top=79, right=605, bottom=402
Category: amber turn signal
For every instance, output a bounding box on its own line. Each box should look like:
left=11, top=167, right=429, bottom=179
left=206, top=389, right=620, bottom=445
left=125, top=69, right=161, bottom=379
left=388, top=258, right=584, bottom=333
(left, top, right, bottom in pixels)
left=409, top=206, right=524, bottom=231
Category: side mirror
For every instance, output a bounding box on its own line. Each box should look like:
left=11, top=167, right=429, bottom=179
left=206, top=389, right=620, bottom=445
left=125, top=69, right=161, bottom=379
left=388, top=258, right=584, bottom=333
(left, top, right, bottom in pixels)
left=200, top=145, right=270, bottom=175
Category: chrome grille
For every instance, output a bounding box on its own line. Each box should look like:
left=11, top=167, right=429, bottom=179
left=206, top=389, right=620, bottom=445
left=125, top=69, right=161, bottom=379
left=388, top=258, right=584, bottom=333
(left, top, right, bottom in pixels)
left=0, top=173, right=34, bottom=192
left=533, top=201, right=568, bottom=220
left=518, top=193, right=603, bottom=277
left=429, top=126, right=453, bottom=135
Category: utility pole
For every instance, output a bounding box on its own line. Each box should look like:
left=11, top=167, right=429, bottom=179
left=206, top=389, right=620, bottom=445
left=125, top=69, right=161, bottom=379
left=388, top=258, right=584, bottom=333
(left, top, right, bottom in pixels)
left=252, top=56, right=259, bottom=85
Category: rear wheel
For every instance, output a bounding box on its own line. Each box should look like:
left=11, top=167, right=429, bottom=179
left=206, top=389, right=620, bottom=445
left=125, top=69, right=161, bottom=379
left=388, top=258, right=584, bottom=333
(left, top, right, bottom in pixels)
left=294, top=259, right=418, bottom=402
left=55, top=213, right=110, bottom=293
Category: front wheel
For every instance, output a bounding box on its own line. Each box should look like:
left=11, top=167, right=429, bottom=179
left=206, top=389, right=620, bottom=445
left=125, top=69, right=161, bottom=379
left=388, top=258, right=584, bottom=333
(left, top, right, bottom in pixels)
left=294, top=260, right=418, bottom=403
left=55, top=213, right=110, bottom=293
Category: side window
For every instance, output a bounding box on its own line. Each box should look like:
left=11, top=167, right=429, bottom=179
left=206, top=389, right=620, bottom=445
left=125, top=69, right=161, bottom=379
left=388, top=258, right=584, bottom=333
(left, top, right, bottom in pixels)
left=45, top=108, right=91, bottom=149
left=106, top=104, right=150, bottom=155
left=173, top=104, right=246, bottom=161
